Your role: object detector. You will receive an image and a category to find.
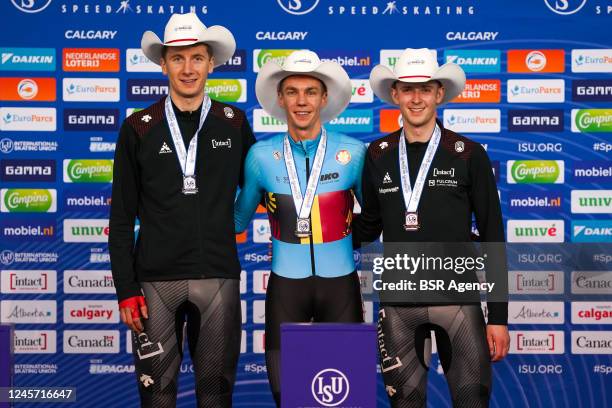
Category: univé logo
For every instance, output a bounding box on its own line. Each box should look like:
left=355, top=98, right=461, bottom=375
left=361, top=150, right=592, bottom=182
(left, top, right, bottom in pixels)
left=63, top=219, right=109, bottom=243
left=253, top=109, right=287, bottom=133
left=277, top=0, right=320, bottom=15
left=311, top=368, right=349, bottom=406
left=571, top=190, right=612, bottom=214
left=350, top=79, right=373, bottom=103
left=507, top=220, right=565, bottom=243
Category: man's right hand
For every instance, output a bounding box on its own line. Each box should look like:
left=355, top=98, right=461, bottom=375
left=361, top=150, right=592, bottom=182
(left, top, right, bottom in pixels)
left=119, top=296, right=148, bottom=333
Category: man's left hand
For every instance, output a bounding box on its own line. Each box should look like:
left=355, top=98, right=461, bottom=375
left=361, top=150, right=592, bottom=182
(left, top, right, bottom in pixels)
left=486, top=324, right=510, bottom=362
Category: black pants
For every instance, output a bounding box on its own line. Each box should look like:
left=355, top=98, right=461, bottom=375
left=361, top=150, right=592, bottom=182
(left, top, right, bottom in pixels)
left=264, top=271, right=364, bottom=407
left=378, top=305, right=491, bottom=408
left=132, top=278, right=241, bottom=408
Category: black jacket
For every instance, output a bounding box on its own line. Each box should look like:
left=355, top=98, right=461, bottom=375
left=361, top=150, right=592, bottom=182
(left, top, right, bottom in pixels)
left=109, top=97, right=255, bottom=302
left=353, top=121, right=508, bottom=324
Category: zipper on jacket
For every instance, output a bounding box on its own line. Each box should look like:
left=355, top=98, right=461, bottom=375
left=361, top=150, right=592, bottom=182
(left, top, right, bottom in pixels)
left=305, top=156, right=316, bottom=276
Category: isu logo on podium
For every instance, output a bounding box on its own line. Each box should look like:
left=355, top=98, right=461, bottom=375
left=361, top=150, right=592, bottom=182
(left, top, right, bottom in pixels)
left=311, top=368, right=350, bottom=407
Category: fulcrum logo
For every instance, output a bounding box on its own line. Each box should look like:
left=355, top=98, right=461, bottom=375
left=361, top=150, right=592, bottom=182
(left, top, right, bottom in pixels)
left=311, top=368, right=350, bottom=406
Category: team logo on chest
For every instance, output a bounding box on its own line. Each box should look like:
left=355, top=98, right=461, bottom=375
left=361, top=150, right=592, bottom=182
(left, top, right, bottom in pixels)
left=429, top=167, right=458, bottom=188
left=212, top=138, right=232, bottom=149
left=223, top=106, right=234, bottom=119
left=335, top=150, right=351, bottom=165
left=159, top=142, right=172, bottom=154
left=455, top=141, right=465, bottom=153
left=383, top=172, right=393, bottom=184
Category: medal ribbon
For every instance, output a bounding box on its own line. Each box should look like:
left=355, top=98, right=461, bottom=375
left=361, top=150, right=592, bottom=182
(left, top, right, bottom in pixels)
left=398, top=124, right=441, bottom=213
left=283, top=128, right=328, bottom=220
left=164, top=95, right=211, bottom=178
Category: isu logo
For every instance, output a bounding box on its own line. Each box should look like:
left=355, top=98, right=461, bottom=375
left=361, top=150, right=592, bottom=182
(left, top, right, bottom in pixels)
left=311, top=368, right=350, bottom=406
left=277, top=0, right=320, bottom=15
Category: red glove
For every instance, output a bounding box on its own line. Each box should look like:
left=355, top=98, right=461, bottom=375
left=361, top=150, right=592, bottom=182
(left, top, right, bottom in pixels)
left=119, top=296, right=146, bottom=320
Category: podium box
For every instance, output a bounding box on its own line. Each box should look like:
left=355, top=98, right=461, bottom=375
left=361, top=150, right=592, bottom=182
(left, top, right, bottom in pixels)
left=281, top=323, right=376, bottom=408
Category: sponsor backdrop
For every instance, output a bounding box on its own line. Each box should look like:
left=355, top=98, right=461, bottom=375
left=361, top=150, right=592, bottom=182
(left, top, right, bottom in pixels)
left=0, top=0, right=611, bottom=407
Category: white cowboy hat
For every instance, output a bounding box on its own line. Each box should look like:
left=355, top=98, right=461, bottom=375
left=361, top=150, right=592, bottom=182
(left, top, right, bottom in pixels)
left=255, top=50, right=351, bottom=123
left=141, top=13, right=236, bottom=67
left=370, top=48, right=466, bottom=105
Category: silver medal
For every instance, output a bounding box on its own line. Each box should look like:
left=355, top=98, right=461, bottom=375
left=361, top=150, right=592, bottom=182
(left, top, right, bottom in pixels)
left=295, top=217, right=312, bottom=237
left=283, top=129, right=327, bottom=239
left=398, top=125, right=441, bottom=232
left=182, top=175, right=198, bottom=195
left=164, top=95, right=211, bottom=196
left=404, top=211, right=419, bottom=231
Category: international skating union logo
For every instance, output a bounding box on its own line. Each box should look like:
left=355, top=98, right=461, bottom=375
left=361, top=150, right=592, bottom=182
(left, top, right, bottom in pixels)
left=11, top=0, right=53, bottom=13
left=277, top=0, right=319, bottom=15
left=311, top=368, right=350, bottom=407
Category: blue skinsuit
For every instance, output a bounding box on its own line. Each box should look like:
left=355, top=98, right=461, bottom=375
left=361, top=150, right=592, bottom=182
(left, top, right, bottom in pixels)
left=234, top=129, right=366, bottom=278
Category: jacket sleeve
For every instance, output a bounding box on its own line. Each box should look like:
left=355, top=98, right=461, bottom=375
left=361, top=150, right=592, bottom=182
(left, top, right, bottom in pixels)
left=352, top=149, right=383, bottom=248
left=352, top=142, right=367, bottom=205
left=239, top=116, right=256, bottom=188
left=108, top=121, right=142, bottom=302
left=234, top=147, right=264, bottom=233
left=469, top=144, right=508, bottom=325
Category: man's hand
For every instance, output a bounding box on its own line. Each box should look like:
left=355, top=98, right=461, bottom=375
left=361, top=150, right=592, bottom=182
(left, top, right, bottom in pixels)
left=486, top=324, right=510, bottom=362
left=119, top=296, right=148, bottom=333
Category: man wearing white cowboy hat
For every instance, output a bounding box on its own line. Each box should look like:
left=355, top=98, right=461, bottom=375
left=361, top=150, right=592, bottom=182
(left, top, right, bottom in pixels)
left=353, top=48, right=509, bottom=407
left=109, top=12, right=255, bottom=407
left=234, top=49, right=366, bottom=406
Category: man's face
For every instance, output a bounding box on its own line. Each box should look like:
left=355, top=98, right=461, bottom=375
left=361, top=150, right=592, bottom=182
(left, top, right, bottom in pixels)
left=278, top=75, right=328, bottom=132
left=160, top=44, right=214, bottom=100
left=391, top=80, right=444, bottom=129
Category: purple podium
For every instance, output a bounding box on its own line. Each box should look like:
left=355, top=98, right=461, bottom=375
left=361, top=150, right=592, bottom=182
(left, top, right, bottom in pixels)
left=0, top=325, right=13, bottom=408
left=281, top=323, right=377, bottom=408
